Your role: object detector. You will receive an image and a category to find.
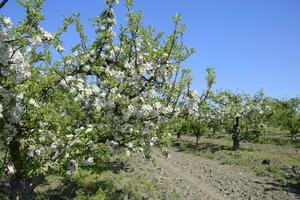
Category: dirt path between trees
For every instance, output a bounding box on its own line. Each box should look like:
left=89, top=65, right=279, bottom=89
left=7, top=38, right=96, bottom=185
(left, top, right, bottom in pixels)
left=144, top=148, right=299, bottom=200
left=154, top=152, right=225, bottom=200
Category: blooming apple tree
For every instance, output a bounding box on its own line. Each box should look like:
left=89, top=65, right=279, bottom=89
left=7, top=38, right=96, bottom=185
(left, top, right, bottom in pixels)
left=0, top=0, right=96, bottom=197
left=173, top=67, right=216, bottom=144
left=210, top=90, right=270, bottom=150
left=0, top=0, right=200, bottom=198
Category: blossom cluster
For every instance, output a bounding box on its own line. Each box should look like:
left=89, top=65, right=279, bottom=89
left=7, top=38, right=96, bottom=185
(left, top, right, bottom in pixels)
left=0, top=0, right=194, bottom=181
left=209, top=91, right=270, bottom=133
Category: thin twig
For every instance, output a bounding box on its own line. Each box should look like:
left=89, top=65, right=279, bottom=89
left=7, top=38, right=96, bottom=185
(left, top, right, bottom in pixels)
left=0, top=0, right=9, bottom=9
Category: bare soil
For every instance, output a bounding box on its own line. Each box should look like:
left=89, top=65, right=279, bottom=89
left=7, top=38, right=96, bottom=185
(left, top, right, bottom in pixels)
left=128, top=147, right=300, bottom=200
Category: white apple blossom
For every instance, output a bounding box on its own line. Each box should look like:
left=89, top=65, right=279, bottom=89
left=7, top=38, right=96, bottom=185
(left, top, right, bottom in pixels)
left=35, top=149, right=41, bottom=156
left=50, top=142, right=58, bottom=150
left=163, top=105, right=173, bottom=114
left=40, top=27, right=53, bottom=40
left=110, top=140, right=118, bottom=146
left=153, top=102, right=162, bottom=110
left=3, top=17, right=13, bottom=29
left=125, top=142, right=133, bottom=148
left=56, top=45, right=64, bottom=52
left=87, top=140, right=95, bottom=148
left=83, top=157, right=94, bottom=166
left=141, top=104, right=153, bottom=114
left=31, top=35, right=42, bottom=46
left=28, top=98, right=39, bottom=107
left=67, top=159, right=78, bottom=174
left=125, top=149, right=131, bottom=157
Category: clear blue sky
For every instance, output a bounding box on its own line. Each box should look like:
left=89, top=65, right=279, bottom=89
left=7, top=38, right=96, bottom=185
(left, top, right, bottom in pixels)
left=2, top=0, right=300, bottom=98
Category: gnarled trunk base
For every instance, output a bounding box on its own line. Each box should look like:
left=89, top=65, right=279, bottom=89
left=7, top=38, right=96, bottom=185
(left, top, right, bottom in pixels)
left=177, top=132, right=181, bottom=141
left=291, top=132, right=297, bottom=141
left=196, top=135, right=200, bottom=145
left=232, top=116, right=240, bottom=151
left=9, top=178, right=35, bottom=200
left=0, top=174, right=45, bottom=200
left=232, top=133, right=240, bottom=151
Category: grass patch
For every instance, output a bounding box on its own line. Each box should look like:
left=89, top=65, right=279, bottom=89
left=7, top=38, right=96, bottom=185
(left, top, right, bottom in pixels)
left=33, top=154, right=181, bottom=200
left=0, top=151, right=180, bottom=200
left=258, top=136, right=300, bottom=146
left=174, top=136, right=300, bottom=185
left=35, top=170, right=123, bottom=200
left=204, top=131, right=300, bottom=147
left=33, top=171, right=153, bottom=200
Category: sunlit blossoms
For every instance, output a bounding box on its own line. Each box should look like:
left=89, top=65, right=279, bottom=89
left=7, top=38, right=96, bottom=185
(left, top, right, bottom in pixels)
left=0, top=0, right=200, bottom=198
left=209, top=90, right=270, bottom=149
left=40, top=27, right=53, bottom=40
left=0, top=30, right=31, bottom=83
left=2, top=17, right=13, bottom=29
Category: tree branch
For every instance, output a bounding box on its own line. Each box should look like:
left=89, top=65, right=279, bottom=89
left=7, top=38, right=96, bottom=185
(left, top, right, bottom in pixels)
left=0, top=0, right=8, bottom=9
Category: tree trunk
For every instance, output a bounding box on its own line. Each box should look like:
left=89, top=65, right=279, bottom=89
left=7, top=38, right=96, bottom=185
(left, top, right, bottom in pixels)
left=0, top=0, right=9, bottom=9
left=9, top=178, right=35, bottom=200
left=7, top=134, right=44, bottom=200
left=291, top=132, right=297, bottom=141
left=8, top=174, right=44, bottom=200
left=232, top=133, right=239, bottom=151
left=177, top=132, right=181, bottom=141
left=211, top=128, right=216, bottom=138
left=9, top=137, right=31, bottom=200
left=196, top=135, right=200, bottom=145
left=232, top=117, right=240, bottom=150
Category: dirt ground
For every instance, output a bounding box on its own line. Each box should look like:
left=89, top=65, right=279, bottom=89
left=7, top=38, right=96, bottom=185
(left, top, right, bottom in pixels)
left=127, top=147, right=300, bottom=200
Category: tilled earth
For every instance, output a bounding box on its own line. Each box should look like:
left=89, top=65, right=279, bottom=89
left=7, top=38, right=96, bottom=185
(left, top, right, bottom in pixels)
left=126, top=148, right=300, bottom=200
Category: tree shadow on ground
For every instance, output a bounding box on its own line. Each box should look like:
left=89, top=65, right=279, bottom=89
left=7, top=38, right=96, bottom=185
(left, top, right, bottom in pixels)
left=35, top=159, right=129, bottom=200
left=254, top=181, right=300, bottom=198
left=172, top=140, right=247, bottom=153
left=36, top=178, right=123, bottom=200
left=187, top=142, right=231, bottom=153
left=93, top=158, right=132, bottom=174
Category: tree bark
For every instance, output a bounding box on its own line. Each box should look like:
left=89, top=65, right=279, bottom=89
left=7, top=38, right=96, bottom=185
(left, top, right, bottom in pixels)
left=195, top=135, right=200, bottom=145
left=177, top=132, right=181, bottom=141
left=213, top=128, right=216, bottom=136
left=232, top=117, right=240, bottom=150
left=0, top=0, right=9, bottom=9
left=9, top=178, right=35, bottom=200
left=6, top=174, right=44, bottom=200
left=8, top=137, right=32, bottom=200
left=291, top=132, right=297, bottom=141
left=7, top=134, right=44, bottom=200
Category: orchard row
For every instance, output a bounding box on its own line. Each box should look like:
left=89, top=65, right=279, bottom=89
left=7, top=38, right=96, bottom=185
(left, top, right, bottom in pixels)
left=0, top=0, right=299, bottom=199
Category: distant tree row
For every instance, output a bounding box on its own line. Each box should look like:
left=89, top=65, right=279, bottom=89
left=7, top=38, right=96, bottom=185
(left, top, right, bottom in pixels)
left=171, top=90, right=300, bottom=150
